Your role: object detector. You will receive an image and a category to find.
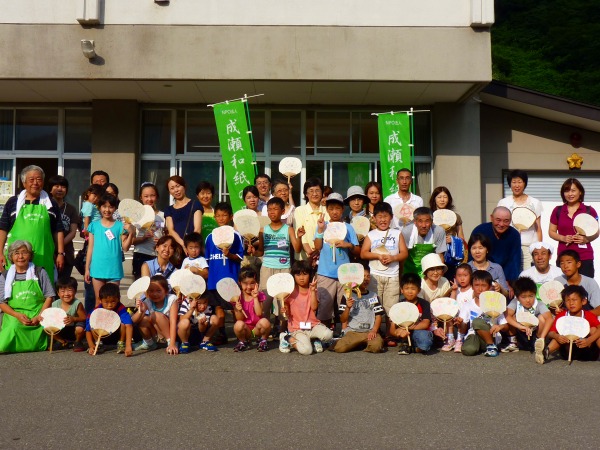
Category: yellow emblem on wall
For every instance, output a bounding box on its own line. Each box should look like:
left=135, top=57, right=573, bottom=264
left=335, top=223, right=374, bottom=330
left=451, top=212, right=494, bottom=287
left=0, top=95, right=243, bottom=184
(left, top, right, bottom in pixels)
left=567, top=153, right=583, bottom=169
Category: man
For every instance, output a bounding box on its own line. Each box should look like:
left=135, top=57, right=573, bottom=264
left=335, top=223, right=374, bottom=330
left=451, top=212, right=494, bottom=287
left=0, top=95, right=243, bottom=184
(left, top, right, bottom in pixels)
left=401, top=207, right=446, bottom=278
left=255, top=173, right=272, bottom=212
left=470, top=206, right=521, bottom=283
left=519, top=242, right=563, bottom=284
left=0, top=166, right=65, bottom=283
left=383, top=168, right=423, bottom=229
left=90, top=170, right=109, bottom=186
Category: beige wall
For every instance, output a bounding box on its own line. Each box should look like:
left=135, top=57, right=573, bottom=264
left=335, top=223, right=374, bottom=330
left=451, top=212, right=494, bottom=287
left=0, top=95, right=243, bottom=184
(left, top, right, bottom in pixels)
left=91, top=100, right=139, bottom=200
left=480, top=104, right=600, bottom=216
left=432, top=101, right=482, bottom=236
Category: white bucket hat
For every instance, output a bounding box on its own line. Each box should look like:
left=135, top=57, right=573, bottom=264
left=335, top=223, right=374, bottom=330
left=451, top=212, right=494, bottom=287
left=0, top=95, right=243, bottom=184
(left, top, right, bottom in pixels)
left=420, top=253, right=447, bottom=277
left=344, top=185, right=369, bottom=205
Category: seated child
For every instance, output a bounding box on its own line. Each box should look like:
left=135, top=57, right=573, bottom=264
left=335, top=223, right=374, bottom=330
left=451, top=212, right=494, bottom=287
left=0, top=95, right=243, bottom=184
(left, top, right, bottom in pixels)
left=456, top=270, right=508, bottom=357
left=279, top=261, right=334, bottom=355
left=133, top=275, right=179, bottom=355
left=450, top=263, right=473, bottom=307
left=53, top=277, right=86, bottom=352
left=181, top=232, right=208, bottom=279
left=555, top=250, right=600, bottom=315
left=231, top=268, right=272, bottom=352
left=85, top=283, right=133, bottom=356
left=177, top=293, right=217, bottom=353
left=546, top=285, right=600, bottom=362
left=503, top=276, right=554, bottom=363
left=333, top=266, right=384, bottom=353
left=390, top=273, right=433, bottom=355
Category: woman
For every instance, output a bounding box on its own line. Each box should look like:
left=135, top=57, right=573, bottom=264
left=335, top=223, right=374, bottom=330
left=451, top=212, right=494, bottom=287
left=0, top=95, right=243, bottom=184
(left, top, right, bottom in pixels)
left=365, top=181, right=383, bottom=222
left=549, top=178, right=599, bottom=278
left=467, top=233, right=509, bottom=298
left=268, top=179, right=295, bottom=226
left=164, top=175, right=203, bottom=250
left=497, top=170, right=543, bottom=270
left=242, top=185, right=261, bottom=214
left=141, top=235, right=178, bottom=280
left=0, top=240, right=55, bottom=353
left=196, top=181, right=217, bottom=243
left=429, top=186, right=466, bottom=280
left=132, top=182, right=165, bottom=280
left=293, top=177, right=329, bottom=262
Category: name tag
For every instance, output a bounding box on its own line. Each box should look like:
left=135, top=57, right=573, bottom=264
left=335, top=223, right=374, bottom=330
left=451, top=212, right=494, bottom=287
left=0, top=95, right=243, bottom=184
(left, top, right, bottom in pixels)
left=299, top=321, right=311, bottom=330
left=105, top=229, right=115, bottom=240
left=277, top=240, right=287, bottom=249
left=359, top=323, right=370, bottom=330
left=369, top=298, right=377, bottom=305
left=578, top=244, right=588, bottom=249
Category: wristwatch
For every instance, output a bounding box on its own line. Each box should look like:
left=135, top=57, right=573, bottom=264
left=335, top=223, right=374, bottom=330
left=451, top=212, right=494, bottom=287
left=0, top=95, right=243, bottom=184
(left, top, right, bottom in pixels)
left=57, top=252, right=66, bottom=256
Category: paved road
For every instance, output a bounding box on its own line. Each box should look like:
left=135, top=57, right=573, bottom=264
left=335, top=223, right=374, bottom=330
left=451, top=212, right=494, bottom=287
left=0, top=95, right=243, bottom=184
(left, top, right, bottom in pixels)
left=1, top=345, right=598, bottom=449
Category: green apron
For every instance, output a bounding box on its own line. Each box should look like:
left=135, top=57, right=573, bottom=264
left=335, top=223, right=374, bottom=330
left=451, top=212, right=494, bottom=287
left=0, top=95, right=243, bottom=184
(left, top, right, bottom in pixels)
left=403, top=243, right=435, bottom=278
left=201, top=215, right=218, bottom=244
left=0, top=277, right=47, bottom=353
left=6, top=203, right=55, bottom=284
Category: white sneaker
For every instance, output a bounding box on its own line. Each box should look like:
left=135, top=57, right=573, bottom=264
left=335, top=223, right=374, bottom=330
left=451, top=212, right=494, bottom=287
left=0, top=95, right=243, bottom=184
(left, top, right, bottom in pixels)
left=534, top=338, right=545, bottom=365
left=500, top=342, right=519, bottom=353
left=313, top=339, right=324, bottom=353
left=278, top=332, right=291, bottom=353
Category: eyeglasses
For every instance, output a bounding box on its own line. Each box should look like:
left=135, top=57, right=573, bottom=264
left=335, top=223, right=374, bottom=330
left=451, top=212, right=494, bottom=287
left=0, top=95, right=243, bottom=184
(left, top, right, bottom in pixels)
left=12, top=250, right=30, bottom=257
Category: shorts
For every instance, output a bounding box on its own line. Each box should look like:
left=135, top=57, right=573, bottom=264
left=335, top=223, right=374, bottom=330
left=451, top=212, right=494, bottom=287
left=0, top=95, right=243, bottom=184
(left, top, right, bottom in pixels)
left=206, top=289, right=233, bottom=311
left=461, top=319, right=491, bottom=356
left=372, top=274, right=400, bottom=315
left=260, top=266, right=290, bottom=318
left=93, top=278, right=121, bottom=283
left=316, top=275, right=343, bottom=322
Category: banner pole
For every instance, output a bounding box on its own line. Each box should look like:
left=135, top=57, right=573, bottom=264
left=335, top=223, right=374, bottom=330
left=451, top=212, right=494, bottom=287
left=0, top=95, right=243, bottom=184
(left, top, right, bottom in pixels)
left=208, top=93, right=264, bottom=108
left=409, top=107, right=416, bottom=194
left=242, top=95, right=258, bottom=177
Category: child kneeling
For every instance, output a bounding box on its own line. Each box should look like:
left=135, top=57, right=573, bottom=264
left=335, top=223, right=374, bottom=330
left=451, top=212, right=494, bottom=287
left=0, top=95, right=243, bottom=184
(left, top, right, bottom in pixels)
left=177, top=293, right=218, bottom=353
left=280, top=261, right=333, bottom=355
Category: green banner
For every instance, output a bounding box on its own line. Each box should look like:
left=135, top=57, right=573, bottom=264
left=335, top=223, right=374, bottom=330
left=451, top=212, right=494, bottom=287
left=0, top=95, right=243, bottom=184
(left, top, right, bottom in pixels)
left=347, top=163, right=370, bottom=188
left=214, top=101, right=256, bottom=212
left=377, top=113, right=412, bottom=197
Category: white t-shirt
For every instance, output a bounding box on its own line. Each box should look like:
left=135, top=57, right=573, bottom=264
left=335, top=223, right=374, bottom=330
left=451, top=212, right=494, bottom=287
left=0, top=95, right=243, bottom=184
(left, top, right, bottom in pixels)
left=459, top=297, right=507, bottom=338
left=420, top=277, right=451, bottom=302
left=519, top=265, right=563, bottom=284
left=181, top=256, right=209, bottom=272
left=456, top=287, right=474, bottom=307
left=144, top=293, right=178, bottom=317
left=366, top=228, right=402, bottom=277
left=497, top=196, right=542, bottom=246
left=383, top=192, right=423, bottom=230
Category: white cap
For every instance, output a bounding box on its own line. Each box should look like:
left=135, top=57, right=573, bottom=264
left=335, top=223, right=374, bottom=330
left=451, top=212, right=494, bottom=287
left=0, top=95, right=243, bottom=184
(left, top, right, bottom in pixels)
left=529, top=241, right=555, bottom=254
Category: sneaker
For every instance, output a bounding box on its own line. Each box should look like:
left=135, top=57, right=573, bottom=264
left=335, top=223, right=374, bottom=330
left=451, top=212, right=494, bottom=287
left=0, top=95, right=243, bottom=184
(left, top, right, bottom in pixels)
left=441, top=339, right=456, bottom=352
left=543, top=346, right=550, bottom=362
left=397, top=343, right=411, bottom=355
left=179, top=342, right=190, bottom=354
left=233, top=341, right=247, bottom=352
left=257, top=339, right=268, bottom=352
left=73, top=341, right=85, bottom=353
left=116, top=341, right=126, bottom=354
left=199, top=341, right=219, bottom=352
left=279, top=332, right=291, bottom=353
left=500, top=342, right=519, bottom=353
left=133, top=340, right=158, bottom=352
left=453, top=339, right=463, bottom=353
left=534, top=338, right=544, bottom=364
left=313, top=339, right=324, bottom=353
left=484, top=345, right=499, bottom=357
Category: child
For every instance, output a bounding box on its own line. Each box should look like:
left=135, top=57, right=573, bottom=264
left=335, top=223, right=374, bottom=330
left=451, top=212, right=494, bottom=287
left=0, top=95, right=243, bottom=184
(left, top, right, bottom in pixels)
left=455, top=270, right=508, bottom=357
left=132, top=182, right=165, bottom=280
left=314, top=193, right=360, bottom=327
left=204, top=202, right=244, bottom=346
left=360, top=201, right=408, bottom=345
left=555, top=250, right=600, bottom=315
left=52, top=277, right=86, bottom=352
left=390, top=273, right=433, bottom=355
left=343, top=186, right=368, bottom=223
left=254, top=196, right=304, bottom=323
left=80, top=184, right=103, bottom=237
left=133, top=275, right=179, bottom=354
left=504, top=276, right=554, bottom=363
left=85, top=283, right=133, bottom=356
left=279, top=261, right=334, bottom=355
left=546, top=285, right=600, bottom=362
left=181, top=232, right=209, bottom=279
left=333, top=266, right=384, bottom=353
left=177, top=293, right=218, bottom=353
left=85, top=193, right=135, bottom=305
left=231, top=268, right=272, bottom=352
left=451, top=263, right=473, bottom=306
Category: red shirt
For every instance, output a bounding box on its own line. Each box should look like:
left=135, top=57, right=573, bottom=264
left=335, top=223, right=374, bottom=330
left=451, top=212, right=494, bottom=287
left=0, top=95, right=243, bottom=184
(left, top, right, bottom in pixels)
left=285, top=287, right=320, bottom=332
left=550, top=309, right=599, bottom=333
left=550, top=203, right=598, bottom=261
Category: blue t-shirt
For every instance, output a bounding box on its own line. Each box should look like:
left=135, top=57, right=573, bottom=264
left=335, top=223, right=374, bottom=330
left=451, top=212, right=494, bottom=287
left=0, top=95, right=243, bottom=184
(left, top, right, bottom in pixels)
left=205, top=229, right=244, bottom=290
left=316, top=222, right=359, bottom=279
left=88, top=220, right=126, bottom=280
left=85, top=303, right=133, bottom=331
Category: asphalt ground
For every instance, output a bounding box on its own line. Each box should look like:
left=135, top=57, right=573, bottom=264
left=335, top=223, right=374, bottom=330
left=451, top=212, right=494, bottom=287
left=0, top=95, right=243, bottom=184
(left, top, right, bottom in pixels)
left=1, top=342, right=599, bottom=449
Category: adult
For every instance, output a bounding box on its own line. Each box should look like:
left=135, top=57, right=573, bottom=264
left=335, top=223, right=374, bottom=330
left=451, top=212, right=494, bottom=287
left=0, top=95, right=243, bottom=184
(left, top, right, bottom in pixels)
left=242, top=185, right=261, bottom=214
left=497, top=169, right=543, bottom=271
left=264, top=179, right=295, bottom=226
left=429, top=186, right=466, bottom=280
left=141, top=235, right=177, bottom=280
left=164, top=175, right=203, bottom=250
left=196, top=181, right=217, bottom=243
left=470, top=206, right=521, bottom=284
left=48, top=175, right=81, bottom=280
left=401, top=207, right=446, bottom=278
left=364, top=181, right=383, bottom=227
left=255, top=173, right=273, bottom=212
left=467, top=233, right=510, bottom=298
left=0, top=240, right=54, bottom=353
left=0, top=165, right=65, bottom=283
left=548, top=178, right=599, bottom=278
left=383, top=168, right=423, bottom=229
left=343, top=185, right=368, bottom=223
left=519, top=242, right=563, bottom=285
left=90, top=170, right=109, bottom=186
left=132, top=182, right=165, bottom=280
left=293, top=177, right=330, bottom=262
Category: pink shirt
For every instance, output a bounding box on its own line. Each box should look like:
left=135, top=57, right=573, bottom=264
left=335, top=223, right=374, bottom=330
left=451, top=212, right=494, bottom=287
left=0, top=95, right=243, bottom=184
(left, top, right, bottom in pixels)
left=240, top=291, right=266, bottom=327
left=285, top=287, right=320, bottom=332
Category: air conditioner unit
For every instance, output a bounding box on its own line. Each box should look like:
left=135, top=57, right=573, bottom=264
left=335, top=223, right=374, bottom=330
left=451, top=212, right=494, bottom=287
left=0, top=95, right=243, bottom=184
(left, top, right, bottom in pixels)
left=76, top=0, right=101, bottom=25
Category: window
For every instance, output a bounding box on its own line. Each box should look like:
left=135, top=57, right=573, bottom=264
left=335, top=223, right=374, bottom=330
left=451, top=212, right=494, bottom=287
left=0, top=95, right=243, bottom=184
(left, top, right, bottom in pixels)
left=65, top=109, right=92, bottom=153
left=15, top=109, right=58, bottom=151
left=315, top=111, right=351, bottom=154
left=142, top=110, right=171, bottom=154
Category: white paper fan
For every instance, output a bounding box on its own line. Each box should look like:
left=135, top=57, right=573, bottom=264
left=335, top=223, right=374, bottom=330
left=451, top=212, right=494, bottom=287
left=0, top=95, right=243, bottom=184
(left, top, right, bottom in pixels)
left=278, top=157, right=302, bottom=179
left=127, top=276, right=150, bottom=301
left=556, top=315, right=591, bottom=364
left=338, top=263, right=365, bottom=288
left=179, top=273, right=206, bottom=299
left=479, top=291, right=507, bottom=320
left=213, top=225, right=235, bottom=266
left=234, top=214, right=260, bottom=241
left=89, top=309, right=121, bottom=355
left=538, top=280, right=564, bottom=308
left=516, top=311, right=539, bottom=328
left=258, top=215, right=271, bottom=228
left=137, top=205, right=156, bottom=230
left=216, top=277, right=241, bottom=302
left=350, top=216, right=370, bottom=241
left=573, top=213, right=599, bottom=237
left=323, top=222, right=347, bottom=263
left=432, top=209, right=457, bottom=231
left=389, top=302, right=419, bottom=347
left=512, top=207, right=537, bottom=232
left=169, top=269, right=188, bottom=295
left=234, top=209, right=257, bottom=221
left=266, top=273, right=295, bottom=319
left=41, top=307, right=67, bottom=333
left=118, top=199, right=145, bottom=224
left=393, top=203, right=415, bottom=225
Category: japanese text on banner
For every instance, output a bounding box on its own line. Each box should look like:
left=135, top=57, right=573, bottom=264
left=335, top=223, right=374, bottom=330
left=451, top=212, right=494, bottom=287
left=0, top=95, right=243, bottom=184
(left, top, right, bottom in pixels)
left=377, top=113, right=412, bottom=197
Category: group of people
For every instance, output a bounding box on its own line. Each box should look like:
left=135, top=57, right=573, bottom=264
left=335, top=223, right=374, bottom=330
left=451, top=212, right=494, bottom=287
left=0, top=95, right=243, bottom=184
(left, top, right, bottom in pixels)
left=1, top=165, right=599, bottom=363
